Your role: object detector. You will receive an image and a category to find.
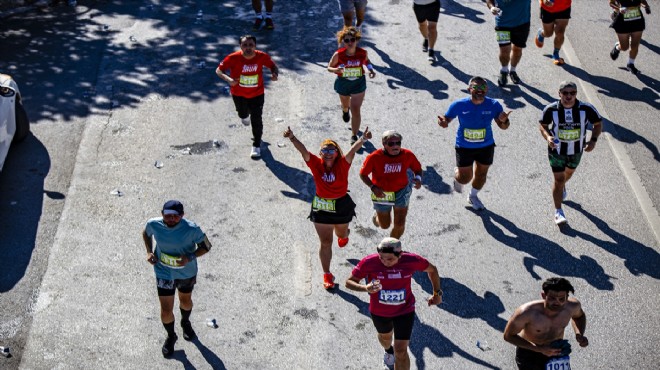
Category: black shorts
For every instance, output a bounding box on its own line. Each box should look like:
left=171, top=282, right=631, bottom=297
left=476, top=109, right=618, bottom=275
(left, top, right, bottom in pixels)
left=495, top=22, right=530, bottom=48
left=455, top=144, right=495, bottom=167
left=413, top=0, right=441, bottom=23
left=540, top=7, right=571, bottom=24
left=612, top=14, right=645, bottom=34
left=157, top=276, right=196, bottom=296
left=548, top=151, right=582, bottom=172
left=308, top=193, right=356, bottom=224
left=371, top=311, right=416, bottom=341
left=515, top=347, right=550, bottom=370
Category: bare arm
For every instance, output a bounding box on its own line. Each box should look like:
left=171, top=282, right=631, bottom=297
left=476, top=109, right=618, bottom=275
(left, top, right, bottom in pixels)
left=571, top=301, right=589, bottom=347
left=327, top=52, right=342, bottom=74
left=215, top=67, right=238, bottom=87
left=495, top=111, right=512, bottom=130
left=283, top=126, right=311, bottom=162
left=142, top=230, right=157, bottom=265
left=269, top=63, right=279, bottom=81
left=423, top=262, right=442, bottom=306
left=584, top=121, right=602, bottom=152
left=344, top=126, right=372, bottom=163
left=437, top=115, right=452, bottom=128
left=538, top=122, right=557, bottom=149
left=345, top=274, right=381, bottom=294
left=485, top=0, right=501, bottom=14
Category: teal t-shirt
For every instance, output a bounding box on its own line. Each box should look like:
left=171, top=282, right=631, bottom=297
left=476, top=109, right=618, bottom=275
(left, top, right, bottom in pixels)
left=145, top=217, right=206, bottom=280
left=495, top=0, right=531, bottom=28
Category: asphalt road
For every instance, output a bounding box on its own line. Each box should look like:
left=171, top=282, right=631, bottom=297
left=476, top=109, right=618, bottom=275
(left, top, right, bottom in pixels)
left=1, top=0, right=658, bottom=369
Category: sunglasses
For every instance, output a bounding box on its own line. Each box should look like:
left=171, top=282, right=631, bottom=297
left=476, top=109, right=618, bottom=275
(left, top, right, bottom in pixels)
left=386, top=141, right=401, bottom=147
left=561, top=91, right=577, bottom=96
left=343, top=37, right=357, bottom=43
left=470, top=84, right=487, bottom=91
left=321, top=148, right=337, bottom=155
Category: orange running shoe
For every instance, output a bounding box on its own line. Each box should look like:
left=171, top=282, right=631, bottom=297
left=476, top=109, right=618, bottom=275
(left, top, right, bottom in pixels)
left=338, top=229, right=350, bottom=248
left=323, top=273, right=336, bottom=289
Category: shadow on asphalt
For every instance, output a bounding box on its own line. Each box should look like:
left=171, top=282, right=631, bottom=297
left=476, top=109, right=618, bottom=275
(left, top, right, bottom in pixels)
left=473, top=209, right=615, bottom=290
left=422, top=165, right=451, bottom=195
left=0, top=133, right=54, bottom=292
left=260, top=142, right=315, bottom=202
left=442, top=0, right=488, bottom=24
left=562, top=201, right=660, bottom=279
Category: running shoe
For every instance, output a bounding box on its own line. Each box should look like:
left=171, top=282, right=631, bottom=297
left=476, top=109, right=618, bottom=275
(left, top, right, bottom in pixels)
left=383, top=352, right=395, bottom=366
left=497, top=71, right=508, bottom=87
left=350, top=135, right=358, bottom=145
left=241, top=116, right=251, bottom=126
left=535, top=28, right=544, bottom=48
left=554, top=209, right=567, bottom=225
left=627, top=63, right=639, bottom=75
left=509, top=71, right=521, bottom=84
left=162, top=335, right=178, bottom=358
left=372, top=212, right=380, bottom=227
left=553, top=57, right=565, bottom=66
left=562, top=187, right=568, bottom=201
left=252, top=17, right=263, bottom=31
left=453, top=179, right=464, bottom=193
left=422, top=38, right=429, bottom=52
left=468, top=194, right=485, bottom=211
left=181, top=321, right=197, bottom=341
left=265, top=17, right=274, bottom=30
left=427, top=49, right=435, bottom=62
left=342, top=110, right=350, bottom=123
left=610, top=43, right=620, bottom=60
left=338, top=229, right=350, bottom=248
left=250, top=146, right=261, bottom=159
left=323, top=273, right=336, bottom=290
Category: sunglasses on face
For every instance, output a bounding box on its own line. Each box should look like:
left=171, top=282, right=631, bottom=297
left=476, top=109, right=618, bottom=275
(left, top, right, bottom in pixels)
left=321, top=148, right=337, bottom=155
left=470, top=84, right=487, bottom=91
left=343, top=37, right=357, bottom=43
left=386, top=141, right=401, bottom=147
left=561, top=91, right=577, bottom=96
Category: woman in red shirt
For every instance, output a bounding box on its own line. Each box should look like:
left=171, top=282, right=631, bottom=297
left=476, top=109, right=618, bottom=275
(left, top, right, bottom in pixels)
left=327, top=26, right=376, bottom=145
left=282, top=125, right=371, bottom=289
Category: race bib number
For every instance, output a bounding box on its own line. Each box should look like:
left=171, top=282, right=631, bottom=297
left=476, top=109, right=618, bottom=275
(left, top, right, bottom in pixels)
left=496, top=31, right=511, bottom=44
left=558, top=129, right=580, bottom=141
left=546, top=356, right=571, bottom=370
left=239, top=74, right=259, bottom=87
left=623, top=7, right=642, bottom=21
left=371, top=191, right=395, bottom=205
left=464, top=128, right=486, bottom=142
left=312, top=196, right=336, bottom=212
left=159, top=252, right=184, bottom=269
left=378, top=289, right=406, bottom=305
left=342, top=67, right=363, bottom=78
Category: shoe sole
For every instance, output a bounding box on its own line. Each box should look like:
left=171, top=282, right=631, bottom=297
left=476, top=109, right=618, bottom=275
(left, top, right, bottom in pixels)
left=553, top=58, right=565, bottom=66
left=555, top=219, right=568, bottom=225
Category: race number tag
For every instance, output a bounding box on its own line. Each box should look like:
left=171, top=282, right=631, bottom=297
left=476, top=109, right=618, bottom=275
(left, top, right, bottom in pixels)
left=239, top=74, right=259, bottom=87
left=557, top=129, right=580, bottom=141
left=342, top=67, right=363, bottom=79
left=545, top=356, right=571, bottom=370
left=623, top=7, right=642, bottom=21
left=159, top=252, right=184, bottom=269
left=378, top=289, right=406, bottom=305
left=496, top=31, right=511, bottom=44
left=371, top=191, right=395, bottom=205
left=464, top=128, right=486, bottom=142
left=312, top=196, right=336, bottom=212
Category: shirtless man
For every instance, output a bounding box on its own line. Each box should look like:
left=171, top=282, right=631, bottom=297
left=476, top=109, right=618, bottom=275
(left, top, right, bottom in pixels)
left=503, top=277, right=588, bottom=370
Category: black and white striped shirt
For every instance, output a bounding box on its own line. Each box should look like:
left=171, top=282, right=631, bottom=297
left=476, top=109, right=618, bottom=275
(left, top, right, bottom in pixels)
left=540, top=100, right=602, bottom=155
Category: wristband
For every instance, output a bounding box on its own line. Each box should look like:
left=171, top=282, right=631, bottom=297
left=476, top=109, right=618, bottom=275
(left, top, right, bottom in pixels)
left=591, top=137, right=598, bottom=142
left=414, top=175, right=422, bottom=182
left=367, top=64, right=374, bottom=71
left=370, top=184, right=376, bottom=190
left=433, top=290, right=443, bottom=297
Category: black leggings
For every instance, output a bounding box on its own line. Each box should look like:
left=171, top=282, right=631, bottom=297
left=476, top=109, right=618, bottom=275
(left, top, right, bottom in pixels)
left=232, top=94, right=265, bottom=147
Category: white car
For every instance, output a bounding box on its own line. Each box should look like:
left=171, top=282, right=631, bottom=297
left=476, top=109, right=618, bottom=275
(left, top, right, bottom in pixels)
left=0, top=73, right=30, bottom=172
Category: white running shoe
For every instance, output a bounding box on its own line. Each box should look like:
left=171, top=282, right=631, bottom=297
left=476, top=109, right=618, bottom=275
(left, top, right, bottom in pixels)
left=250, top=147, right=261, bottom=159
left=468, top=194, right=485, bottom=210
left=562, top=187, right=568, bottom=201
left=453, top=179, right=464, bottom=193
left=241, top=116, right=251, bottom=126
left=383, top=352, right=395, bottom=367
left=555, top=209, right=567, bottom=225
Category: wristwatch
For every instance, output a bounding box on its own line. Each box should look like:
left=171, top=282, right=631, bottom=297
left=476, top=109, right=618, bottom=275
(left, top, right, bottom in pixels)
left=433, top=289, right=443, bottom=297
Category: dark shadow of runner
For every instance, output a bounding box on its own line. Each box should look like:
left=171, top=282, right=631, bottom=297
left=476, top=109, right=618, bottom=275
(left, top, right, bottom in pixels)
left=192, top=338, right=228, bottom=370
left=422, top=165, right=451, bottom=195
left=441, top=0, right=488, bottom=24
left=260, top=142, right=315, bottom=202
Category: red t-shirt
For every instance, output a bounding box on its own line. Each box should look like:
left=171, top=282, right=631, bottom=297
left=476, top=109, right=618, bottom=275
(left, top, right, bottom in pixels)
left=540, top=0, right=571, bottom=13
left=218, top=50, right=275, bottom=99
left=305, top=154, right=351, bottom=199
left=335, top=47, right=368, bottom=79
left=360, top=148, right=422, bottom=192
left=351, top=253, right=430, bottom=317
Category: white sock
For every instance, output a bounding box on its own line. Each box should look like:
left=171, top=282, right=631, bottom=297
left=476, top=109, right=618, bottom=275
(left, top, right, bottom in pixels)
left=510, top=66, right=516, bottom=72
left=500, top=66, right=509, bottom=73
left=628, top=58, right=635, bottom=65
left=556, top=208, right=562, bottom=213
left=470, top=188, right=479, bottom=196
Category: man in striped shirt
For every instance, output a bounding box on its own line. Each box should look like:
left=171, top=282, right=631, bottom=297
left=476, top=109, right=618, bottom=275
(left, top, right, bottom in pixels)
left=538, top=81, right=602, bottom=225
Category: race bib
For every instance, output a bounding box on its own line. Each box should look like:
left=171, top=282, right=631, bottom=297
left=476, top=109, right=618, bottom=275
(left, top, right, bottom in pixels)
left=464, top=128, right=486, bottom=142
left=624, top=7, right=642, bottom=21
left=558, top=129, right=580, bottom=141
left=546, top=356, right=571, bottom=370
left=312, top=196, right=336, bottom=212
left=371, top=191, right=395, bottom=205
left=496, top=31, right=511, bottom=44
left=342, top=67, right=363, bottom=79
left=239, top=74, right=259, bottom=87
left=378, top=289, right=406, bottom=305
left=159, top=252, right=184, bottom=269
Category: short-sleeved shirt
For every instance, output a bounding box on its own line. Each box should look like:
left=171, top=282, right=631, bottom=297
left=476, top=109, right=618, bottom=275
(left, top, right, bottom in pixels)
left=540, top=100, right=602, bottom=156
left=445, top=97, right=504, bottom=149
left=540, top=0, right=571, bottom=13
left=218, top=50, right=276, bottom=99
left=305, top=154, right=351, bottom=199
left=351, top=252, right=430, bottom=317
left=335, top=47, right=368, bottom=80
left=145, top=218, right=206, bottom=280
left=494, top=0, right=531, bottom=27
left=360, top=148, right=422, bottom=192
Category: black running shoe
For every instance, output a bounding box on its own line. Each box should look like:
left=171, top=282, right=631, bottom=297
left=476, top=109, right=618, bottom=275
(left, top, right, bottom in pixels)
left=610, top=44, right=620, bottom=60
left=342, top=110, right=350, bottom=123
left=627, top=63, right=639, bottom=75
left=497, top=72, right=508, bottom=87
left=162, top=335, right=178, bottom=358
left=509, top=71, right=521, bottom=84
left=181, top=321, right=197, bottom=341
left=422, top=38, right=429, bottom=52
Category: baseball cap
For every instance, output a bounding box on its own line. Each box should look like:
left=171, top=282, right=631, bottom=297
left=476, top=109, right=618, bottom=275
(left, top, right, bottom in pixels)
left=558, top=81, right=577, bottom=91
left=162, top=200, right=184, bottom=215
left=377, top=237, right=402, bottom=253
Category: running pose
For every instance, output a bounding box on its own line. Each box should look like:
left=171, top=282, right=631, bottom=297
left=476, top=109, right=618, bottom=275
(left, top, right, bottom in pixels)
left=609, top=0, right=651, bottom=75
left=142, top=200, right=212, bottom=357
left=251, top=0, right=275, bottom=30
left=283, top=125, right=371, bottom=290
left=346, top=238, right=442, bottom=369
left=360, top=130, right=423, bottom=239
left=338, top=0, right=368, bottom=29
left=328, top=26, right=376, bottom=145
left=534, top=0, right=573, bottom=65
left=413, top=0, right=442, bottom=61
left=504, top=277, right=588, bottom=370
